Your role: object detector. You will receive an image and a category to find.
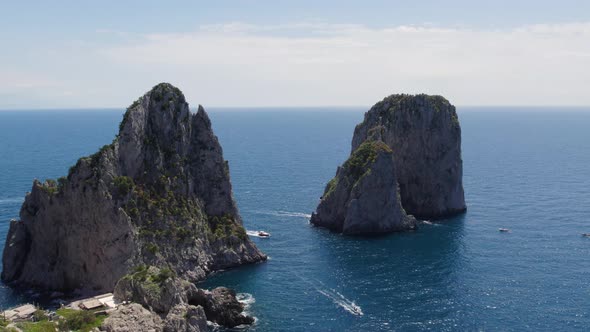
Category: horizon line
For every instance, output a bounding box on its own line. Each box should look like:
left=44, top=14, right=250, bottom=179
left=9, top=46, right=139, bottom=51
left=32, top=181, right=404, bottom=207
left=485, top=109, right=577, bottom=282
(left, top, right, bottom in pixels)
left=0, top=105, right=590, bottom=112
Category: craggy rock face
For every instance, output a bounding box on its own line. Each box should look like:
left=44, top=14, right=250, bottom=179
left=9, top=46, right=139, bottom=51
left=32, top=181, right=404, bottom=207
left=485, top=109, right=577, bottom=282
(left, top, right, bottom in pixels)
left=101, top=303, right=163, bottom=332
left=351, top=94, right=466, bottom=219
left=311, top=141, right=416, bottom=234
left=1, top=83, right=266, bottom=292
left=163, top=304, right=208, bottom=332
left=113, top=267, right=253, bottom=329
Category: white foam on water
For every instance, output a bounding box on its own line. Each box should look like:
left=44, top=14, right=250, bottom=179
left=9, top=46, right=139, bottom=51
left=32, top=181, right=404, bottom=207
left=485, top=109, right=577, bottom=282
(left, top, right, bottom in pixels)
left=236, top=293, right=258, bottom=326
left=293, top=274, right=363, bottom=317
left=276, top=211, right=312, bottom=219
left=246, top=230, right=270, bottom=238
left=317, top=288, right=363, bottom=316
left=0, top=198, right=23, bottom=205
left=236, top=292, right=256, bottom=309
left=248, top=210, right=311, bottom=219
left=420, top=220, right=443, bottom=226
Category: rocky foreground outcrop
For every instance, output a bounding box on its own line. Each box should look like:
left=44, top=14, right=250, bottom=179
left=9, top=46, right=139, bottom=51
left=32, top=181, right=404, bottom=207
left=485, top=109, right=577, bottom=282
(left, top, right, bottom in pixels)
left=2, top=83, right=266, bottom=292
left=312, top=94, right=465, bottom=234
left=310, top=141, right=416, bottom=234
left=101, top=266, right=252, bottom=331
left=102, top=303, right=164, bottom=332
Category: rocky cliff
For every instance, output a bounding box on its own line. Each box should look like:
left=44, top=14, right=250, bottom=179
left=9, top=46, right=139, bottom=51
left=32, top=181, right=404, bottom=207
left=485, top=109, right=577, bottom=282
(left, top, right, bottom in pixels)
left=351, top=94, right=466, bottom=219
left=311, top=94, right=465, bottom=234
left=2, top=83, right=266, bottom=292
left=310, top=141, right=416, bottom=234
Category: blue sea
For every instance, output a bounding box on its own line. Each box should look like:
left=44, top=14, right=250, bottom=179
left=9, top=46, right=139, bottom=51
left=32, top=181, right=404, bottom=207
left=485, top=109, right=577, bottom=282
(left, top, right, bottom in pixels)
left=1, top=108, right=589, bottom=331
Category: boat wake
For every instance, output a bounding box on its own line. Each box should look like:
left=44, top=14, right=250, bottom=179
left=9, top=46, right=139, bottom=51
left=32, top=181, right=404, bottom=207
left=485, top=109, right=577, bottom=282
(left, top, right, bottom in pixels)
left=420, top=220, right=443, bottom=226
left=246, top=230, right=270, bottom=238
left=293, top=274, right=363, bottom=316
left=248, top=210, right=311, bottom=219
left=0, top=197, right=24, bottom=205
left=317, top=288, right=363, bottom=316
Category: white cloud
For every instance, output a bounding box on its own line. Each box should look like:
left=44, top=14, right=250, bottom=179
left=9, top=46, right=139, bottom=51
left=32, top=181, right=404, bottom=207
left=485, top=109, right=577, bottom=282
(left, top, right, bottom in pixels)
left=2, top=22, right=590, bottom=108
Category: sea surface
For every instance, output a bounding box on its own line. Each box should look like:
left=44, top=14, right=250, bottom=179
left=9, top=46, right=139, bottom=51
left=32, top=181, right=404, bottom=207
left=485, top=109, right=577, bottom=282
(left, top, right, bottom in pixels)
left=0, top=108, right=589, bottom=331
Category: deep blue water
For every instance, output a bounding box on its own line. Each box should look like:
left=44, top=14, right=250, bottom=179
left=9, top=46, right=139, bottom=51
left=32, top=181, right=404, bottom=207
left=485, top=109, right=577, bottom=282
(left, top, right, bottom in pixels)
left=1, top=108, right=589, bottom=331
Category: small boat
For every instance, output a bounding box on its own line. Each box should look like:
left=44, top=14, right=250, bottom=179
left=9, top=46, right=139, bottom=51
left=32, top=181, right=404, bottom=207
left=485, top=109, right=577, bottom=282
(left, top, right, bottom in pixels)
left=258, top=231, right=271, bottom=238
left=582, top=233, right=590, bottom=237
left=350, top=304, right=363, bottom=316
left=499, top=228, right=510, bottom=233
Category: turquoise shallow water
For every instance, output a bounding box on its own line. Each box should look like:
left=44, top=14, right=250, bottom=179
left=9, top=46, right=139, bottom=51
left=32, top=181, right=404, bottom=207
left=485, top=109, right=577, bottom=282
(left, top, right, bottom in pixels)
left=1, top=108, right=589, bottom=331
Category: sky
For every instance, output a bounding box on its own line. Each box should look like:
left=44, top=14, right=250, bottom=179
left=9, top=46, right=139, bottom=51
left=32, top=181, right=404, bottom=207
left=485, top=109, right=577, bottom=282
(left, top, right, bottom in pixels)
left=1, top=0, right=589, bottom=108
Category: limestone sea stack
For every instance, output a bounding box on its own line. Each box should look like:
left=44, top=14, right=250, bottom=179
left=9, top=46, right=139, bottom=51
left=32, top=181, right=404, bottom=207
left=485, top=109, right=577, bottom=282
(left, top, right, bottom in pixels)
left=310, top=141, right=417, bottom=234
left=351, top=94, right=466, bottom=219
left=2, top=83, right=266, bottom=292
left=311, top=94, right=466, bottom=234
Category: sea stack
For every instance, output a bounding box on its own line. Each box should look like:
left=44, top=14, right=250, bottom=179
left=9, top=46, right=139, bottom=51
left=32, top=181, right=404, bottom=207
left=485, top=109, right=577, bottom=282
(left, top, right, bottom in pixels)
left=2, top=83, right=266, bottom=292
left=311, top=94, right=465, bottom=234
left=310, top=141, right=416, bottom=234
left=352, top=94, right=466, bottom=219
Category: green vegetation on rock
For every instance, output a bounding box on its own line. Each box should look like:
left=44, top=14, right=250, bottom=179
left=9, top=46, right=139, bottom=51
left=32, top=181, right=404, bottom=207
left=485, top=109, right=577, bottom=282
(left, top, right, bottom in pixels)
left=40, top=179, right=59, bottom=195
left=343, top=141, right=391, bottom=181
left=321, top=141, right=392, bottom=199
left=113, top=176, right=135, bottom=196
left=12, top=308, right=104, bottom=332
left=119, top=97, right=141, bottom=132
left=208, top=214, right=247, bottom=241
left=124, top=265, right=175, bottom=285
left=56, top=308, right=105, bottom=332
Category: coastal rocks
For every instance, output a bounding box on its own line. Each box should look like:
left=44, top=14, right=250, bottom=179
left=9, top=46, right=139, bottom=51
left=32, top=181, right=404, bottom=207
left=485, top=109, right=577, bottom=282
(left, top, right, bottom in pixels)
left=163, top=304, right=208, bottom=332
left=311, top=141, right=416, bottom=234
left=113, top=266, right=191, bottom=314
left=2, top=83, right=266, bottom=292
left=113, top=266, right=253, bottom=328
left=195, top=287, right=254, bottom=327
left=101, top=303, right=163, bottom=332
left=351, top=94, right=466, bottom=219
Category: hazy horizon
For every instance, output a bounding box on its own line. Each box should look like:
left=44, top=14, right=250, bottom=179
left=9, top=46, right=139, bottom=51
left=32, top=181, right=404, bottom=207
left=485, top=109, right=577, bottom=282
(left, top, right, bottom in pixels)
left=1, top=105, right=590, bottom=113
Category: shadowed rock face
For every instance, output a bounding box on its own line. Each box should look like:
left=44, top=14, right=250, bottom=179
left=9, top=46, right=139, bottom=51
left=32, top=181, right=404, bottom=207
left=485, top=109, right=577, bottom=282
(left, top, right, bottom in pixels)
left=351, top=94, right=466, bottom=219
left=1, top=83, right=266, bottom=292
left=311, top=141, right=417, bottom=234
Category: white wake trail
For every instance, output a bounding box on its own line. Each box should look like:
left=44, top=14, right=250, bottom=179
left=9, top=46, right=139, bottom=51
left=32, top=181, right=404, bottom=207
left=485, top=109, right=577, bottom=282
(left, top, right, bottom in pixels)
left=248, top=210, right=311, bottom=219
left=317, top=288, right=363, bottom=316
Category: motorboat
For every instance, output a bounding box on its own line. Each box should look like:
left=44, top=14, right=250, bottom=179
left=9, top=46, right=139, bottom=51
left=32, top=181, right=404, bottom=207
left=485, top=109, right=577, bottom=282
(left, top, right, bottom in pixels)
left=499, top=228, right=510, bottom=233
left=258, top=231, right=271, bottom=238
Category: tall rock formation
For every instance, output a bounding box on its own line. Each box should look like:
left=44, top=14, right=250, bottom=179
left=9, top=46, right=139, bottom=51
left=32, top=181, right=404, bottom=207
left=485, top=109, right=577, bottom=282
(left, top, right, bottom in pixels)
left=311, top=94, right=466, bottom=235
left=310, top=141, right=416, bottom=234
left=351, top=94, right=466, bottom=219
left=2, top=83, right=266, bottom=291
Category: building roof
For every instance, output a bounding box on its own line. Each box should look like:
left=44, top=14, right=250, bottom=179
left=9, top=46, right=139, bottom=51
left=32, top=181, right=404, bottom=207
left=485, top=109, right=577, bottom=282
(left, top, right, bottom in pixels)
left=81, top=299, right=103, bottom=310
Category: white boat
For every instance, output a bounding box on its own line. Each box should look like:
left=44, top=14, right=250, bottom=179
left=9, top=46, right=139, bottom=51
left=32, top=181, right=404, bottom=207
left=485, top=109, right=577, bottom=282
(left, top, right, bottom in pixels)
left=499, top=228, right=510, bottom=233
left=258, top=231, right=271, bottom=238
